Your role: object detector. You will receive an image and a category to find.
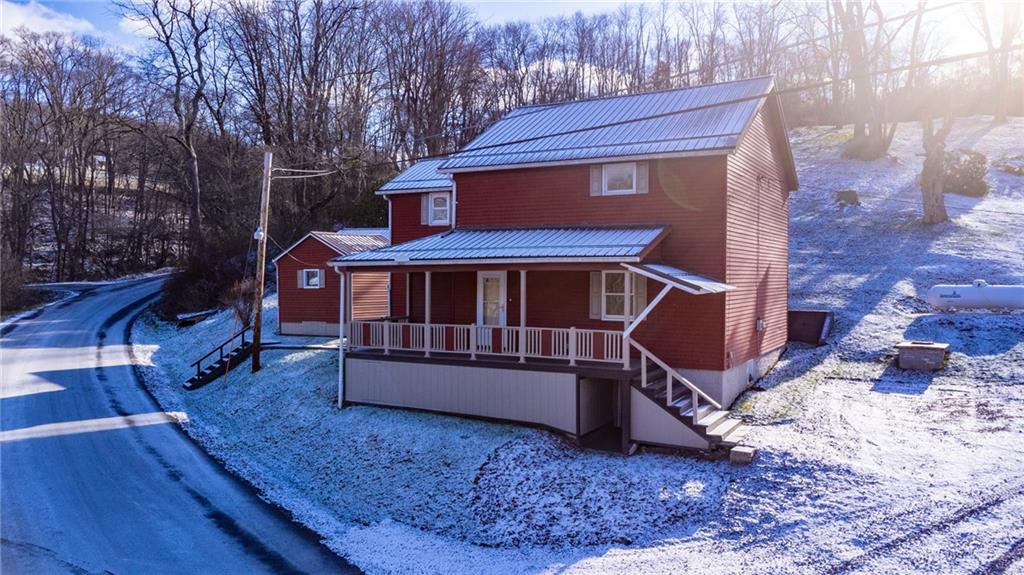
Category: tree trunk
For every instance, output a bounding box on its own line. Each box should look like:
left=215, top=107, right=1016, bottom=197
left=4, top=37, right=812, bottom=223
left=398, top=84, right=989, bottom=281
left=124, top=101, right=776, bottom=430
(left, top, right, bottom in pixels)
left=920, top=117, right=952, bottom=225
left=186, top=146, right=202, bottom=253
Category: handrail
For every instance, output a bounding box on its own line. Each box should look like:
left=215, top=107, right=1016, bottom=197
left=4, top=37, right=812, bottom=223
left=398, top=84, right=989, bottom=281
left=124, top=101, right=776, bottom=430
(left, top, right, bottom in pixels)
left=190, top=325, right=251, bottom=373
left=348, top=320, right=623, bottom=364
left=629, top=339, right=721, bottom=409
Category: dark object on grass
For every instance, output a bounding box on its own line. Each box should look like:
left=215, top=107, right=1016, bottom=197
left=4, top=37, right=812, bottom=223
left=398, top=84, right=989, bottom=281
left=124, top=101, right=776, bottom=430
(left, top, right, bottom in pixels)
left=836, top=189, right=861, bottom=206
left=943, top=149, right=989, bottom=197
left=788, top=309, right=834, bottom=346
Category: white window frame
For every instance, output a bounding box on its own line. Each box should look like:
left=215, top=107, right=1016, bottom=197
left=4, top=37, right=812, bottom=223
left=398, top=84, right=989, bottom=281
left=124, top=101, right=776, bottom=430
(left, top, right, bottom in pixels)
left=428, top=192, right=450, bottom=226
left=602, top=162, right=637, bottom=196
left=600, top=270, right=643, bottom=321
left=300, top=268, right=324, bottom=289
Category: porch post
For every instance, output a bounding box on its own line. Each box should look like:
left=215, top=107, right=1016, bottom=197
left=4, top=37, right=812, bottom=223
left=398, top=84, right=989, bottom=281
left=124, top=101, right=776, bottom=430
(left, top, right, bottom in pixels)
left=623, top=270, right=632, bottom=369
left=337, top=269, right=347, bottom=408
left=519, top=270, right=526, bottom=363
left=424, top=271, right=432, bottom=358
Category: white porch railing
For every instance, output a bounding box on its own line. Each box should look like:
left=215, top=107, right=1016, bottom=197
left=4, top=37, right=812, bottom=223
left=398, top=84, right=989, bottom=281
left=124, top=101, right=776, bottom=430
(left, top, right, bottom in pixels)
left=348, top=321, right=624, bottom=365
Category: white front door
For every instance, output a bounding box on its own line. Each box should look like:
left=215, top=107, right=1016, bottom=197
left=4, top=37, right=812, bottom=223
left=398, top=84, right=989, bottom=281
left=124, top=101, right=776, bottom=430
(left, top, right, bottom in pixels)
left=477, top=271, right=506, bottom=326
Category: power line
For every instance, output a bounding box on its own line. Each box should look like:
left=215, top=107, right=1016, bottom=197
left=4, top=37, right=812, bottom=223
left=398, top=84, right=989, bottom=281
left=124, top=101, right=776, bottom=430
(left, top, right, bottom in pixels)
left=408, top=0, right=967, bottom=147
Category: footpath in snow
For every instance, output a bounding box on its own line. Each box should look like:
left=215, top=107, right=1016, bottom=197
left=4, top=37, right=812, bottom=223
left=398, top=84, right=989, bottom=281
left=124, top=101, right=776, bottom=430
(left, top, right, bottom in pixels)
left=133, top=117, right=1024, bottom=575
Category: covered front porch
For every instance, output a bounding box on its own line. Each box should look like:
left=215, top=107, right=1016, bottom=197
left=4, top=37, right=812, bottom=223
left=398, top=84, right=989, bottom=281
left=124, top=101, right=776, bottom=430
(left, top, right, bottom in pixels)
left=329, top=226, right=736, bottom=452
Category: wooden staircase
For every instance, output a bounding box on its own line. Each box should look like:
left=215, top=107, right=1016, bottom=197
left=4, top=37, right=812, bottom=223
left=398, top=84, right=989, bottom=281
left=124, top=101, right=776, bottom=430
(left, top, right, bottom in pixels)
left=184, top=326, right=252, bottom=390
left=630, top=360, right=751, bottom=453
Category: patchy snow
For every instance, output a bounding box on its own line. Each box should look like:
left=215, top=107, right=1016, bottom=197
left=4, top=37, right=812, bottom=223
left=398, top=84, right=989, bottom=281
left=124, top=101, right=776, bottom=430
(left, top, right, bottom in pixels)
left=133, top=116, right=1024, bottom=574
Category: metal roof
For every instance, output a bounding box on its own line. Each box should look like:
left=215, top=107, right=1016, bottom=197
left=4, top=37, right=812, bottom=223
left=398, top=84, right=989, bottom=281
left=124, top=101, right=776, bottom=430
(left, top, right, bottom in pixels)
left=623, top=263, right=734, bottom=295
left=272, top=230, right=388, bottom=263
left=439, top=76, right=775, bottom=172
left=377, top=158, right=452, bottom=194
left=331, top=226, right=666, bottom=266
left=336, top=227, right=390, bottom=242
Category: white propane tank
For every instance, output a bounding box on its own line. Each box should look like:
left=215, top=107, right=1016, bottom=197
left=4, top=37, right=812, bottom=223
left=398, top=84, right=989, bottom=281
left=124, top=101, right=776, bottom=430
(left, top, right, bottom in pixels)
left=926, top=279, right=1024, bottom=310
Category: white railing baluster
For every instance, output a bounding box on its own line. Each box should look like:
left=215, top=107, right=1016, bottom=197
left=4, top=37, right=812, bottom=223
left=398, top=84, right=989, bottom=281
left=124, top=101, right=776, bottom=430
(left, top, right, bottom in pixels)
left=568, top=327, right=577, bottom=366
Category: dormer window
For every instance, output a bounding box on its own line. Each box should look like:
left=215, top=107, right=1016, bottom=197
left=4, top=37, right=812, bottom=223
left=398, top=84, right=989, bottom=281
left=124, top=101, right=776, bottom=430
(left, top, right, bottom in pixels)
left=603, top=162, right=636, bottom=195
left=428, top=192, right=450, bottom=226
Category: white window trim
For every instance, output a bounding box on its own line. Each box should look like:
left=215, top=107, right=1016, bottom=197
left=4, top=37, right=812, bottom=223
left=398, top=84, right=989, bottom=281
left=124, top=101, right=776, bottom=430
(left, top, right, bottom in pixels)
left=602, top=162, right=637, bottom=196
left=600, top=270, right=644, bottom=321
left=428, top=191, right=450, bottom=226
left=300, top=268, right=324, bottom=289
left=601, top=270, right=627, bottom=321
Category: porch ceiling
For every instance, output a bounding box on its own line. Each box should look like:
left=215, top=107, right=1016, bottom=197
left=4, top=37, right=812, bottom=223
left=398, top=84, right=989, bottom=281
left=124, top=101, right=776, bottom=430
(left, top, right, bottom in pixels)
left=329, top=225, right=668, bottom=269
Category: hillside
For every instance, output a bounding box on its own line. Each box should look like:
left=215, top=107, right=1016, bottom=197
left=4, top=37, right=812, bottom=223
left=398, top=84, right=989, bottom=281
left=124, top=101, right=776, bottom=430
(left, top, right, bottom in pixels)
left=133, top=117, right=1024, bottom=574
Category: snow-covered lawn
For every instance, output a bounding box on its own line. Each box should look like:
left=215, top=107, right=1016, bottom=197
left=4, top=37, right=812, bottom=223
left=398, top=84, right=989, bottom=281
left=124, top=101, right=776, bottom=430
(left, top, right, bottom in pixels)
left=133, top=117, right=1024, bottom=574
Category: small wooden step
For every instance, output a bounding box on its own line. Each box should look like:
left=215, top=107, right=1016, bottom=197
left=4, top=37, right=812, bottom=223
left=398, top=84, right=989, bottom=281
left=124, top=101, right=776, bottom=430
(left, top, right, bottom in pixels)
left=729, top=445, right=756, bottom=464
left=671, top=396, right=693, bottom=414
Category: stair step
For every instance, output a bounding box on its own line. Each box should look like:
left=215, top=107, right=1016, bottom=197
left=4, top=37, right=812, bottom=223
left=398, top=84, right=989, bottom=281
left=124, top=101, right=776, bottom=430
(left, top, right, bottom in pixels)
left=706, top=417, right=742, bottom=441
left=720, top=424, right=751, bottom=447
left=671, top=396, right=693, bottom=414
left=696, top=409, right=729, bottom=428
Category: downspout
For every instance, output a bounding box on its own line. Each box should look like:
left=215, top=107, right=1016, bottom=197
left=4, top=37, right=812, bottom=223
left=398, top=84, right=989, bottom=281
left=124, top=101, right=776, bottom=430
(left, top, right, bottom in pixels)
left=333, top=265, right=346, bottom=408
left=450, top=179, right=457, bottom=231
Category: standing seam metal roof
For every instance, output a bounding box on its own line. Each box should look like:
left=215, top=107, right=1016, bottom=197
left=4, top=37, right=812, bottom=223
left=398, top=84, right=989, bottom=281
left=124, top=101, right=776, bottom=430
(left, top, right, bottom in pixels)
left=439, top=76, right=775, bottom=171
left=332, top=226, right=666, bottom=264
left=377, top=158, right=452, bottom=194
left=308, top=231, right=388, bottom=255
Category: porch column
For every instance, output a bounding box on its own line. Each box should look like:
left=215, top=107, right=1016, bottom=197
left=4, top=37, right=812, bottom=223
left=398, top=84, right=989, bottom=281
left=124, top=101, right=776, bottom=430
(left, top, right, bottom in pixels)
left=519, top=270, right=526, bottom=363
left=424, top=271, right=432, bottom=358
left=623, top=270, right=631, bottom=369
left=337, top=270, right=347, bottom=408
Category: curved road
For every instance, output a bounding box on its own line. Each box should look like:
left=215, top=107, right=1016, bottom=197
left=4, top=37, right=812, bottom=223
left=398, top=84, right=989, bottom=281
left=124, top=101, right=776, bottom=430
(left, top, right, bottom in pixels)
left=1, top=278, right=356, bottom=574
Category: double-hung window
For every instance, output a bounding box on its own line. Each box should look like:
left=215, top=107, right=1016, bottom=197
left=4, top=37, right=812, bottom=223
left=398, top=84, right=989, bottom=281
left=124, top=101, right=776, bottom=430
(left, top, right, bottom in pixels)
left=428, top=192, right=450, bottom=226
left=300, top=269, right=324, bottom=289
left=602, top=162, right=636, bottom=195
left=600, top=270, right=646, bottom=321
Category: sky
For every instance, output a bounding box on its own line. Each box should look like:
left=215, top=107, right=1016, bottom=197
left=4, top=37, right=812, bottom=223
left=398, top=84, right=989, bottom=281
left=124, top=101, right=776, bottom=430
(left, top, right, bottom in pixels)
left=0, top=0, right=989, bottom=55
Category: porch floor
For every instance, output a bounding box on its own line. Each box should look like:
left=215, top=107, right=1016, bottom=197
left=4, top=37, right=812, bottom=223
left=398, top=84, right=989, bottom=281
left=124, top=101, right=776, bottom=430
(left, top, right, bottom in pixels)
left=346, top=347, right=643, bottom=380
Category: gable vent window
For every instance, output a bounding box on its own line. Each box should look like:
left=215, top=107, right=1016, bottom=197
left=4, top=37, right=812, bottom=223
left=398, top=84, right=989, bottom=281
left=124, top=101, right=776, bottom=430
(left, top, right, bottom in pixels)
left=590, top=161, right=649, bottom=196
left=421, top=192, right=450, bottom=226
left=300, top=269, right=324, bottom=289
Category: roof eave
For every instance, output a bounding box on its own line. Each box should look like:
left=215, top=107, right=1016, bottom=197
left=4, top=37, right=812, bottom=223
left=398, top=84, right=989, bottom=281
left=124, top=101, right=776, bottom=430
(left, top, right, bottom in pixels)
left=437, top=148, right=733, bottom=174
left=329, top=255, right=645, bottom=269
left=376, top=186, right=452, bottom=196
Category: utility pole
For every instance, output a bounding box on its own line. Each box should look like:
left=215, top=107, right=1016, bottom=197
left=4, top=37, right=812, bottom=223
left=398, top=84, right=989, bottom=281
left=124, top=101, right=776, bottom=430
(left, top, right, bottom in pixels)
left=251, top=149, right=273, bottom=372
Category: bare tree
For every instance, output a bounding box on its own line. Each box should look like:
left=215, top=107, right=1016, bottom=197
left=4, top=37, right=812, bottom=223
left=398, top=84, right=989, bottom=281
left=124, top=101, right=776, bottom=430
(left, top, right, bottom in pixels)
left=970, top=2, right=1022, bottom=123
left=120, top=0, right=214, bottom=253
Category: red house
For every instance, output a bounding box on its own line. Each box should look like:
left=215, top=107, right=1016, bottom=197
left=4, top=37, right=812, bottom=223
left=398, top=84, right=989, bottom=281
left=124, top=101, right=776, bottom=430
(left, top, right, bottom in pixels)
left=330, top=77, right=798, bottom=454
left=274, top=230, right=389, bottom=336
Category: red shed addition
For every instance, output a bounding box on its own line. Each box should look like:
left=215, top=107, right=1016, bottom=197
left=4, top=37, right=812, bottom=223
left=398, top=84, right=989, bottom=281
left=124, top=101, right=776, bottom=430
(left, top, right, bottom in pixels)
left=274, top=230, right=389, bottom=336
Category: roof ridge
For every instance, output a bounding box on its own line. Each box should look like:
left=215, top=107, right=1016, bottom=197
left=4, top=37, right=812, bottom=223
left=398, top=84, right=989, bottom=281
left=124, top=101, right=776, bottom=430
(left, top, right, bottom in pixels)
left=508, top=75, right=775, bottom=115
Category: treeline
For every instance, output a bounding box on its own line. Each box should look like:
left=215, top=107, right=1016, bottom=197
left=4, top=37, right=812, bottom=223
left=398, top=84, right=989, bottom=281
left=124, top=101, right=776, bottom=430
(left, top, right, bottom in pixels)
left=1, top=0, right=1019, bottom=313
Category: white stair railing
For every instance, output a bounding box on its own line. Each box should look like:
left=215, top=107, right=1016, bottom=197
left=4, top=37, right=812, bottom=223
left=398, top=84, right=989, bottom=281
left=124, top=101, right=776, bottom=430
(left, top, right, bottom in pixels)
left=629, top=339, right=721, bottom=424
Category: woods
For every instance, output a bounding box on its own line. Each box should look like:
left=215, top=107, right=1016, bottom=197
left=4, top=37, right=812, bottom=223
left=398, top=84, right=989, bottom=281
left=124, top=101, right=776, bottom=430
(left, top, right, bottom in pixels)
left=1, top=0, right=1021, bottom=313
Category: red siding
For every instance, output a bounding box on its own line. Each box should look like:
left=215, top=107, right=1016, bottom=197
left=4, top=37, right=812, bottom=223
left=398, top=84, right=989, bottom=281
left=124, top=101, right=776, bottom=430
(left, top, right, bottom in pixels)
left=452, top=157, right=729, bottom=370
left=724, top=105, right=790, bottom=366
left=390, top=193, right=446, bottom=244
left=277, top=236, right=389, bottom=328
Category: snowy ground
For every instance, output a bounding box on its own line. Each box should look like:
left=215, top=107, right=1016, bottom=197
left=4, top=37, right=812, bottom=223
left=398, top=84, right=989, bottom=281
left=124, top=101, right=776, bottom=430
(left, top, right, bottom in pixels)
left=133, top=117, right=1024, bottom=574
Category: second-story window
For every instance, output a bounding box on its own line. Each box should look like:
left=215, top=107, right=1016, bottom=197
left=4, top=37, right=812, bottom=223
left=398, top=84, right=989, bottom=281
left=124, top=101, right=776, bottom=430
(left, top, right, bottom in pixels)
left=602, top=162, right=636, bottom=195
left=428, top=192, right=450, bottom=226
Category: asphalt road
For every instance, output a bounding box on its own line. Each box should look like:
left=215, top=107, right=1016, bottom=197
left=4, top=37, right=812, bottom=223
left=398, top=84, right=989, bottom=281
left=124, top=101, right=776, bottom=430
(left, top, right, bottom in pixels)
left=1, top=278, right=357, bottom=574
